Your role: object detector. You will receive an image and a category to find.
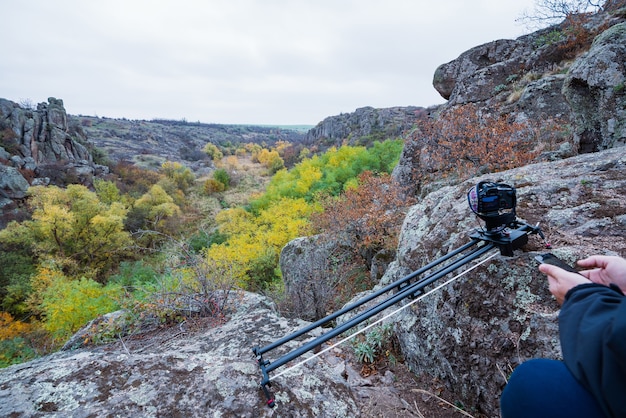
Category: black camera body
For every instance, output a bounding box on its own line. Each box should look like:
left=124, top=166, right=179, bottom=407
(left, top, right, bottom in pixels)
left=468, top=182, right=517, bottom=232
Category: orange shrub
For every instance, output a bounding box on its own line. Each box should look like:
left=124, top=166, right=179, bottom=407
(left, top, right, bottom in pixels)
left=0, top=312, right=34, bottom=340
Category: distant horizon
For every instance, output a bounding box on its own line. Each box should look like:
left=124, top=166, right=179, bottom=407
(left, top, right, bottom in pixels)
left=67, top=108, right=317, bottom=131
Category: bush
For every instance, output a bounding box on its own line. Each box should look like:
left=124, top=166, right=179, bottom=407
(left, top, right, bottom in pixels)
left=0, top=337, right=38, bottom=368
left=213, top=168, right=231, bottom=188
left=352, top=324, right=398, bottom=367
left=414, top=103, right=543, bottom=184
left=204, top=178, right=225, bottom=195
left=40, top=275, right=121, bottom=342
left=109, top=260, right=158, bottom=289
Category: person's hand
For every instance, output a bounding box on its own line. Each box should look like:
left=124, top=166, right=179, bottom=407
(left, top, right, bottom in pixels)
left=577, top=255, right=626, bottom=294
left=538, top=263, right=591, bottom=305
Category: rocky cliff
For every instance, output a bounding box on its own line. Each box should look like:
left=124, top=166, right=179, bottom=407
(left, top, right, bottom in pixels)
left=394, top=5, right=626, bottom=197
left=304, top=105, right=425, bottom=148
left=431, top=8, right=626, bottom=154
left=0, top=291, right=417, bottom=417
left=392, top=146, right=626, bottom=416
left=0, top=98, right=108, bottom=227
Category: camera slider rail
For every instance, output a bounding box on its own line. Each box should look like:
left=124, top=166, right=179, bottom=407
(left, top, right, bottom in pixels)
left=252, top=220, right=545, bottom=408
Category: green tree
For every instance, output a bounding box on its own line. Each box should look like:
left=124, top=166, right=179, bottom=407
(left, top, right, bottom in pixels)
left=213, top=168, right=231, bottom=189
left=250, top=140, right=403, bottom=212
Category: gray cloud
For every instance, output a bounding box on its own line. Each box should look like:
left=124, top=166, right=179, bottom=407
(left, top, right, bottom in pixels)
left=2, top=0, right=536, bottom=125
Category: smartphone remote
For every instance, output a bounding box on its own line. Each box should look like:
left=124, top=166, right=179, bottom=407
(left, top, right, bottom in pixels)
left=535, top=253, right=581, bottom=274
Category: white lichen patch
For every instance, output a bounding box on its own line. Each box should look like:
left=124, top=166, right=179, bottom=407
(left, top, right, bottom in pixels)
left=231, top=361, right=257, bottom=374
left=34, top=380, right=97, bottom=412
left=128, top=382, right=157, bottom=406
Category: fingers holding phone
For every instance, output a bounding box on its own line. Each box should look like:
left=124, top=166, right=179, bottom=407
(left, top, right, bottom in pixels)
left=535, top=253, right=591, bottom=305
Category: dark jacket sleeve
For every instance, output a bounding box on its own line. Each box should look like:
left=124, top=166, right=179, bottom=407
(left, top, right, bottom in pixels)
left=559, top=283, right=626, bottom=418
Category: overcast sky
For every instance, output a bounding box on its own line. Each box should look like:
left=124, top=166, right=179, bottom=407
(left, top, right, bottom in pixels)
left=1, top=0, right=539, bottom=125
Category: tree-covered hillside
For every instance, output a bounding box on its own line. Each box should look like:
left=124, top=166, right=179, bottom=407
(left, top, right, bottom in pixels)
left=0, top=136, right=407, bottom=367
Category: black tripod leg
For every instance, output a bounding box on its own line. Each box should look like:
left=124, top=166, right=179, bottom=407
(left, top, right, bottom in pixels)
left=260, top=382, right=275, bottom=408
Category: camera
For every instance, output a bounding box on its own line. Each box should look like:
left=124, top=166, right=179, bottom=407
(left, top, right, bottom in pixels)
left=467, top=182, right=517, bottom=231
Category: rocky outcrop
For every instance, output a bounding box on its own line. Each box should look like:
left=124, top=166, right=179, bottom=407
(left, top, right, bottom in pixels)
left=0, top=98, right=107, bottom=227
left=304, top=106, right=425, bottom=148
left=0, top=166, right=29, bottom=200
left=391, top=146, right=626, bottom=416
left=0, top=292, right=362, bottom=417
left=281, top=235, right=339, bottom=321
left=395, top=8, right=626, bottom=197
left=0, top=98, right=92, bottom=165
left=563, top=22, right=626, bottom=152
left=431, top=7, right=626, bottom=155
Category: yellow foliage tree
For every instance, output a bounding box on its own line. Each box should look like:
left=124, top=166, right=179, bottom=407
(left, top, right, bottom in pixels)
left=160, top=161, right=195, bottom=194
left=202, top=143, right=224, bottom=161
left=256, top=149, right=285, bottom=174
left=0, top=185, right=132, bottom=279
left=133, top=184, right=182, bottom=230
left=38, top=271, right=121, bottom=342
left=206, top=198, right=317, bottom=289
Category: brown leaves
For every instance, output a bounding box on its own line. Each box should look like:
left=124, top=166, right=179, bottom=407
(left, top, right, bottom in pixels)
left=414, top=104, right=548, bottom=183
left=312, top=171, right=413, bottom=264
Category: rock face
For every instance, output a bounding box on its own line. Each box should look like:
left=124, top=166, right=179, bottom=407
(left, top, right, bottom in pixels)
left=395, top=7, right=626, bottom=196
left=0, top=97, right=107, bottom=227
left=0, top=292, right=361, bottom=417
left=0, top=98, right=92, bottom=165
left=304, top=106, right=424, bottom=148
left=563, top=22, right=626, bottom=152
left=280, top=235, right=344, bottom=321
left=390, top=146, right=626, bottom=416
left=430, top=7, right=626, bottom=155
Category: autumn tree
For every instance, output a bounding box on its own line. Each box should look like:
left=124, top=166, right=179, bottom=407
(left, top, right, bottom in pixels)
left=519, top=0, right=603, bottom=27
left=128, top=184, right=182, bottom=247
left=203, top=143, right=224, bottom=161
left=0, top=185, right=132, bottom=280
left=256, top=148, right=285, bottom=174
left=414, top=104, right=549, bottom=186
left=312, top=171, right=412, bottom=271
left=250, top=140, right=404, bottom=212
left=33, top=266, right=121, bottom=342
left=205, top=198, right=317, bottom=290
left=287, top=171, right=413, bottom=318
left=160, top=161, right=195, bottom=194
left=110, top=160, right=162, bottom=197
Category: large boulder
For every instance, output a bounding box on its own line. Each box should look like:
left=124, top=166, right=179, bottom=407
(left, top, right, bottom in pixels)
left=391, top=146, right=626, bottom=416
left=431, top=9, right=626, bottom=157
left=0, top=291, right=361, bottom=417
left=280, top=235, right=354, bottom=321
left=563, top=22, right=626, bottom=152
left=0, top=165, right=29, bottom=199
